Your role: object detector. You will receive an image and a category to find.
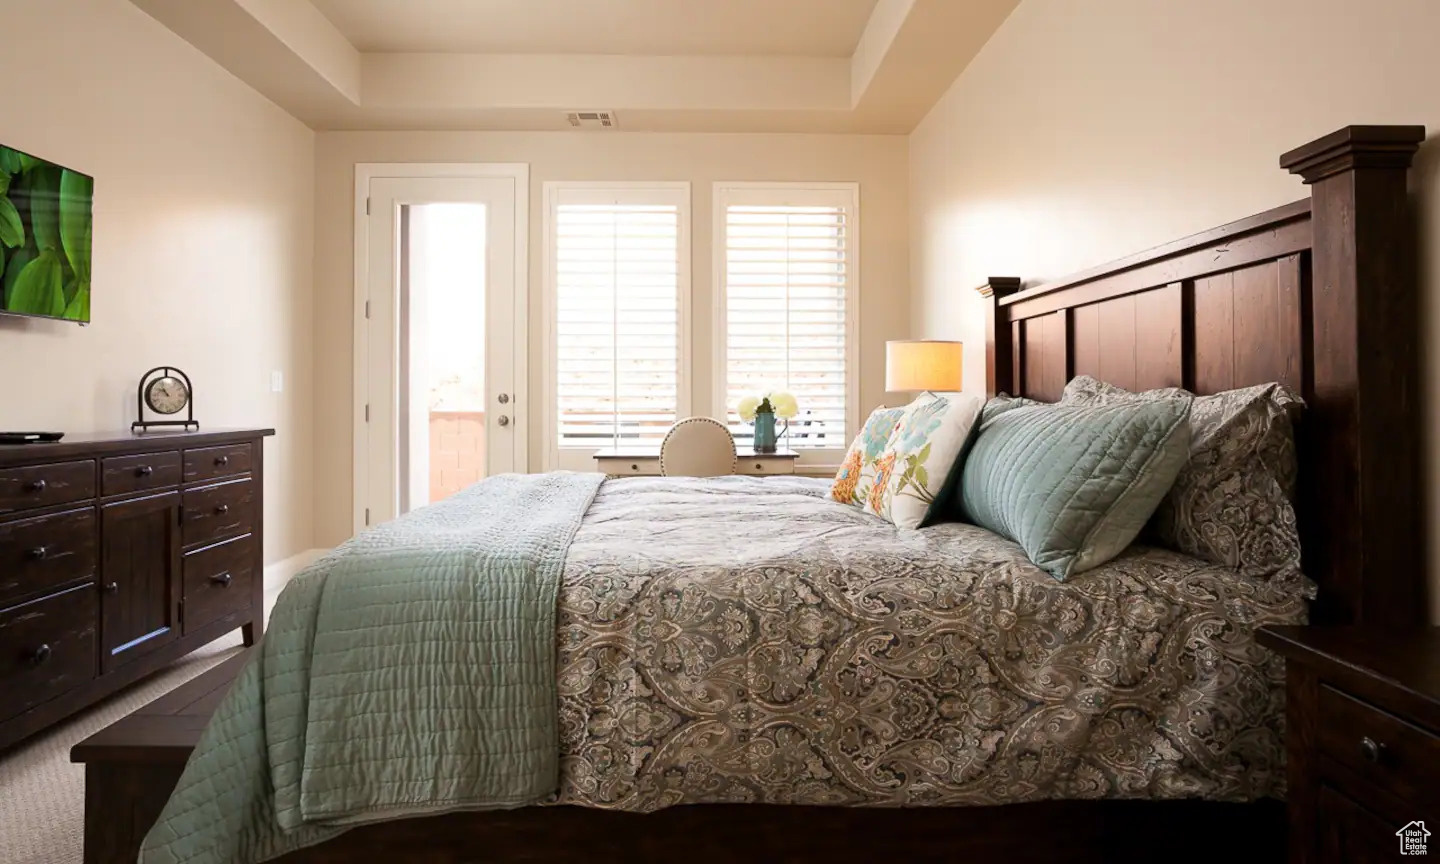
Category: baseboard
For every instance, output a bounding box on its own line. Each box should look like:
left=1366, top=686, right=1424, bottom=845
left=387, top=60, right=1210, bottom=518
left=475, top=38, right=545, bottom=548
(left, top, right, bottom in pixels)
left=263, top=548, right=327, bottom=592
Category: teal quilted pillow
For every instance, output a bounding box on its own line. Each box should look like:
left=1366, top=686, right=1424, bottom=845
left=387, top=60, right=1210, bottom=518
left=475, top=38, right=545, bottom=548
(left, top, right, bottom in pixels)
left=960, top=397, right=1192, bottom=580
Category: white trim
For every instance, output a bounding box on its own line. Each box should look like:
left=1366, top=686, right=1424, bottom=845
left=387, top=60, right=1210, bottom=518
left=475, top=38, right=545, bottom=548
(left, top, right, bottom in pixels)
left=541, top=181, right=692, bottom=472
left=262, top=548, right=328, bottom=593
left=353, top=163, right=530, bottom=535
left=711, top=181, right=861, bottom=468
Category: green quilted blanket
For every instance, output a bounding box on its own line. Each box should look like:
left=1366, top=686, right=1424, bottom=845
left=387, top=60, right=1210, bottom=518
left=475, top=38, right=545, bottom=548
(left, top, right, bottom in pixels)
left=140, top=471, right=605, bottom=864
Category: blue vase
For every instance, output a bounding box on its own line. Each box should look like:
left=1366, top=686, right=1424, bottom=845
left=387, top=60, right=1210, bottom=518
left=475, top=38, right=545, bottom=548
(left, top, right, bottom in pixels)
left=753, top=411, right=778, bottom=453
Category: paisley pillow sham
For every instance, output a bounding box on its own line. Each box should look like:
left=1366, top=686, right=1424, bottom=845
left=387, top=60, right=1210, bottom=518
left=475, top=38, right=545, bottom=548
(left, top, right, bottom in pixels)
left=831, top=405, right=906, bottom=508
left=1060, top=375, right=1305, bottom=584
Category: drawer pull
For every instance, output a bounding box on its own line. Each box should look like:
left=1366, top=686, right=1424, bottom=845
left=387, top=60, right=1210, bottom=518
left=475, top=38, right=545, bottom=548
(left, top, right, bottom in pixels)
left=24, top=479, right=47, bottom=493
left=25, top=545, right=48, bottom=561
left=136, top=465, right=154, bottom=477
left=1360, top=736, right=1385, bottom=764
left=631, top=464, right=639, bottom=471
left=28, top=643, right=52, bottom=666
left=104, top=581, right=118, bottom=594
left=215, top=455, right=229, bottom=467
left=215, top=504, right=230, bottom=515
left=210, top=571, right=233, bottom=587
left=755, top=463, right=763, bottom=470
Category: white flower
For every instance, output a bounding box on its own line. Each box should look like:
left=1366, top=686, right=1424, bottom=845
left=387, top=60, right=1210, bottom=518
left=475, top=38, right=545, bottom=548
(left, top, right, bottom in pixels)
left=737, top=396, right=760, bottom=421
left=770, top=391, right=799, bottom=419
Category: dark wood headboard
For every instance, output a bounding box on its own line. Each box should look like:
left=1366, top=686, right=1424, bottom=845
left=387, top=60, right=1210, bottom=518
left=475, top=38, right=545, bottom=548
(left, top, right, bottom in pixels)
left=978, top=125, right=1426, bottom=629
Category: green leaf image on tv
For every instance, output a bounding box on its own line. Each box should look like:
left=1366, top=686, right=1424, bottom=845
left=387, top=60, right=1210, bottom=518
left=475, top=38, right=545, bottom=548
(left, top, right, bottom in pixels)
left=0, top=143, right=93, bottom=323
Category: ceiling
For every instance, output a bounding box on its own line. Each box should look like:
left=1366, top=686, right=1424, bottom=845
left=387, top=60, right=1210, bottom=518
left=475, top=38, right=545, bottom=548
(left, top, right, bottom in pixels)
left=130, top=0, right=1018, bottom=133
left=309, top=0, right=880, bottom=56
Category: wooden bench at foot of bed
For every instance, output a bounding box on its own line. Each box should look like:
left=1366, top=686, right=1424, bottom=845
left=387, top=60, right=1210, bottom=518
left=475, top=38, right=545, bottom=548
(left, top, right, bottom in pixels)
left=70, top=650, right=251, bottom=864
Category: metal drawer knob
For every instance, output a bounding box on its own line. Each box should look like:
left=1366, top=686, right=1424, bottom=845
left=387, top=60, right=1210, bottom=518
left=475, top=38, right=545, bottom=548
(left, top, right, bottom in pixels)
left=215, top=455, right=229, bottom=466
left=755, top=463, right=763, bottom=470
left=631, top=464, right=639, bottom=471
left=136, top=465, right=154, bottom=477
left=1360, top=736, right=1384, bottom=764
left=215, top=504, right=230, bottom=515
left=24, top=479, right=46, bottom=493
left=26, top=545, right=47, bottom=561
left=497, top=415, right=510, bottom=427
left=104, top=581, right=118, bottom=594
left=28, top=644, right=51, bottom=666
left=210, top=571, right=233, bottom=587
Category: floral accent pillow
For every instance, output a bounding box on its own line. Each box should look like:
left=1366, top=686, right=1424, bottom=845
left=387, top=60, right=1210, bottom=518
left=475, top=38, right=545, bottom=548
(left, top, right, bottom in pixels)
left=872, top=393, right=984, bottom=530
left=831, top=406, right=905, bottom=508
left=1061, top=375, right=1308, bottom=589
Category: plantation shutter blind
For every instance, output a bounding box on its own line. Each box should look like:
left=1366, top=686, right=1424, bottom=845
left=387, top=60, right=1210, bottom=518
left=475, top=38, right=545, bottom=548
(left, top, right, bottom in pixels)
left=718, top=185, right=857, bottom=453
left=549, top=185, right=688, bottom=467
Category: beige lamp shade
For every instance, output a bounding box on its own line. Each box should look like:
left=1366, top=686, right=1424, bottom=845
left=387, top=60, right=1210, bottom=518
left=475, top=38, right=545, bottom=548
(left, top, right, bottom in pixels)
left=885, top=340, right=964, bottom=392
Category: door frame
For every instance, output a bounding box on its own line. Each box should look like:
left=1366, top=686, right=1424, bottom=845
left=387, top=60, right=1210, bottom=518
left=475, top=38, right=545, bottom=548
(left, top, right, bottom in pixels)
left=352, top=162, right=530, bottom=535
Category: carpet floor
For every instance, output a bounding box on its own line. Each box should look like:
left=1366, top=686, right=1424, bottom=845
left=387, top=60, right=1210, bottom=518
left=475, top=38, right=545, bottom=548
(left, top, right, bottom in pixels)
left=0, top=580, right=289, bottom=864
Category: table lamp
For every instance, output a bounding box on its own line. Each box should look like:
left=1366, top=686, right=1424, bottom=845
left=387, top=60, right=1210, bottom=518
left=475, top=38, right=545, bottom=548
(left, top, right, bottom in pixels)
left=885, top=340, right=963, bottom=396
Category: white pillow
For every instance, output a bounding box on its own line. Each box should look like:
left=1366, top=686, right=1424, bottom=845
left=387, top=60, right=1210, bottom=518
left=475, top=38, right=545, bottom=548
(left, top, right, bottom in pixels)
left=872, top=393, right=984, bottom=529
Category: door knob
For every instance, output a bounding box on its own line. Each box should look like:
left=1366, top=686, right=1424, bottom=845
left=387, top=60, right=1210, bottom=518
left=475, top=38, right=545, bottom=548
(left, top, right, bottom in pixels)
left=497, top=393, right=510, bottom=405
left=497, top=415, right=510, bottom=427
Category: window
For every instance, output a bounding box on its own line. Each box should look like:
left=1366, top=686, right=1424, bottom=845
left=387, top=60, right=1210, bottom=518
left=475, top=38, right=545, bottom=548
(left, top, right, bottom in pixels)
left=715, top=182, right=858, bottom=461
left=544, top=183, right=690, bottom=469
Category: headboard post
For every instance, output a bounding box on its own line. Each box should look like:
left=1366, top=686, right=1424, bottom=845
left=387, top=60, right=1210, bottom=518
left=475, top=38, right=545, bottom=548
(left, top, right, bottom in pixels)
left=977, top=276, right=1022, bottom=397
left=1281, top=125, right=1426, bottom=626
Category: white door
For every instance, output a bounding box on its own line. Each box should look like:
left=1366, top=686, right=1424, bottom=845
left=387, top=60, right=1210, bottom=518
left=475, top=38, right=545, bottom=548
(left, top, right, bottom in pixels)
left=357, top=167, right=528, bottom=529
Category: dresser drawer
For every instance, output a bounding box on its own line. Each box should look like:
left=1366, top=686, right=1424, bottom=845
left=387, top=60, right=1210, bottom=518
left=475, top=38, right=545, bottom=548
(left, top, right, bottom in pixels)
left=182, top=478, right=254, bottom=549
left=1317, top=785, right=1406, bottom=864
left=596, top=457, right=661, bottom=476
left=1318, top=684, right=1440, bottom=812
left=102, top=451, right=182, bottom=497
left=183, top=443, right=252, bottom=485
left=0, top=508, right=97, bottom=608
left=0, top=584, right=98, bottom=722
left=736, top=458, right=795, bottom=476
left=0, top=460, right=95, bottom=516
left=182, top=534, right=255, bottom=635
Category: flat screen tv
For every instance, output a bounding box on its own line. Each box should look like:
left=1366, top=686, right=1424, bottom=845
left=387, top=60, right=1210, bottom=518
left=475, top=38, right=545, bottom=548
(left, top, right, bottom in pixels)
left=0, top=143, right=93, bottom=323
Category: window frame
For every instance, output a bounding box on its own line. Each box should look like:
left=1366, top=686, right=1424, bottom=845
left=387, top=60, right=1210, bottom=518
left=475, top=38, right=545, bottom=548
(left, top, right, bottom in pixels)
left=711, top=181, right=860, bottom=470
left=541, top=180, right=692, bottom=471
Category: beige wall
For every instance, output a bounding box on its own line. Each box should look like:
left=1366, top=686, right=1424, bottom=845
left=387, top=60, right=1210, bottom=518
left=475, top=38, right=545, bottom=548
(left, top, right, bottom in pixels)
left=0, top=0, right=316, bottom=562
left=314, top=131, right=908, bottom=546
left=908, top=0, right=1440, bottom=619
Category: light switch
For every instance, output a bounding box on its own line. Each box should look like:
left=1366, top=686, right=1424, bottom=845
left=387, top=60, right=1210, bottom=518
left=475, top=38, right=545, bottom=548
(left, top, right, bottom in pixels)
left=271, top=370, right=284, bottom=393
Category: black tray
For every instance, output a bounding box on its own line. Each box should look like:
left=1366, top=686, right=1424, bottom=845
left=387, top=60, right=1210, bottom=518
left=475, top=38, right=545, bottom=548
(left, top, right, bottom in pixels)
left=0, top=432, right=65, bottom=444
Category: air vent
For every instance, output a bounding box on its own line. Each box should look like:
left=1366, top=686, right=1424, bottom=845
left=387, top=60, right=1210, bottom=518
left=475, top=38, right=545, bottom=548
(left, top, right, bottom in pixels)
left=566, top=110, right=616, bottom=129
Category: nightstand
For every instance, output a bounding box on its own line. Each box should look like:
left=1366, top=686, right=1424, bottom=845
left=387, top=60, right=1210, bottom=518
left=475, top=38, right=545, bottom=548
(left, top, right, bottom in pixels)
left=593, top=446, right=799, bottom=477
left=1258, top=626, right=1440, bottom=863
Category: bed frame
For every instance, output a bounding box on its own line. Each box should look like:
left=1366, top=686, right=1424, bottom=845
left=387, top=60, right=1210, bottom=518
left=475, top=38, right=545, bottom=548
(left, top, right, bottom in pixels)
left=271, top=125, right=1426, bottom=863
left=980, top=124, right=1426, bottom=630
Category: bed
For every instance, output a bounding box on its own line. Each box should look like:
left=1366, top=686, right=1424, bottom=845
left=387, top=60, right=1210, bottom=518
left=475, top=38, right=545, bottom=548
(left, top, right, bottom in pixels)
left=148, top=124, right=1425, bottom=863
left=555, top=475, right=1303, bottom=810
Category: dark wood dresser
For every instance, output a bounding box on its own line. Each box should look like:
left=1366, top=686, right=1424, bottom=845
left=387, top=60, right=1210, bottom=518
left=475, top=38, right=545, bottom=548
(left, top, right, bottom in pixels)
left=0, top=428, right=272, bottom=751
left=1259, top=626, right=1440, bottom=863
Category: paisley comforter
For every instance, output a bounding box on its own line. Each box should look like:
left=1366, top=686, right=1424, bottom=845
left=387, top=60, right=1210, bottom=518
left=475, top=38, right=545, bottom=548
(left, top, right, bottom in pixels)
left=553, top=475, right=1306, bottom=809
